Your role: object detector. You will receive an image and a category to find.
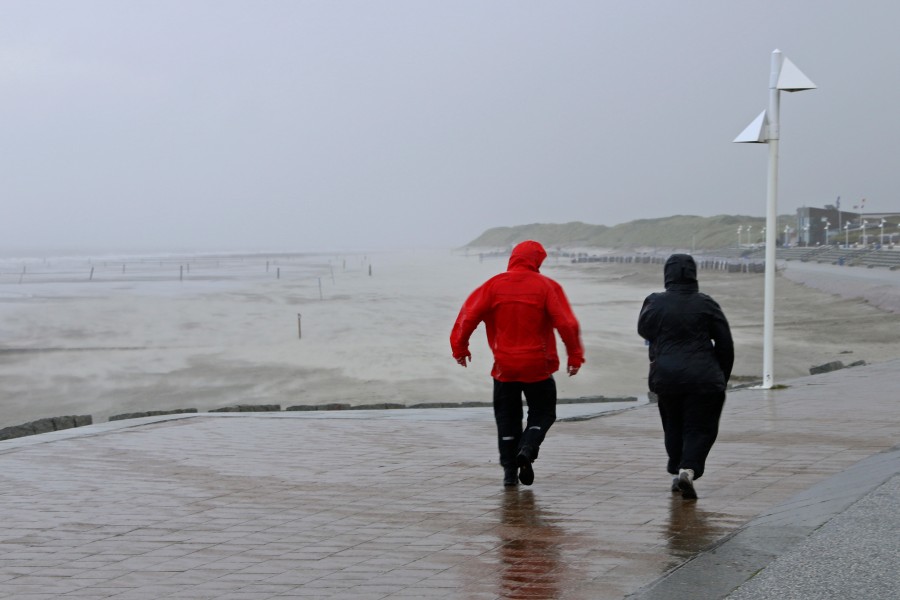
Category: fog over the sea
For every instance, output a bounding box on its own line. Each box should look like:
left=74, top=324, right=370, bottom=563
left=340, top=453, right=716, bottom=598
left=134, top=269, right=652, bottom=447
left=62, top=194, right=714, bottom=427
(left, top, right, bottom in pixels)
left=2, top=1, right=899, bottom=254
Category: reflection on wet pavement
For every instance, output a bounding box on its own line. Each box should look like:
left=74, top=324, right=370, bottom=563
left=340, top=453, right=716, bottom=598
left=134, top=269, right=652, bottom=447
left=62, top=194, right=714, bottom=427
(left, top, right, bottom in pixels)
left=497, top=489, right=566, bottom=599
left=665, top=496, right=735, bottom=558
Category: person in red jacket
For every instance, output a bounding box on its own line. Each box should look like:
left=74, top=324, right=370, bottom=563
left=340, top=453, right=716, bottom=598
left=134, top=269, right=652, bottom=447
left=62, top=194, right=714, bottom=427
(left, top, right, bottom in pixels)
left=451, top=240, right=585, bottom=487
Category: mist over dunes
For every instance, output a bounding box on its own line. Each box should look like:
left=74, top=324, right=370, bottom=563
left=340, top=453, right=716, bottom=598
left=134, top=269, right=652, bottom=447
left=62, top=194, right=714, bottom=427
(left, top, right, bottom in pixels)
left=465, top=215, right=797, bottom=251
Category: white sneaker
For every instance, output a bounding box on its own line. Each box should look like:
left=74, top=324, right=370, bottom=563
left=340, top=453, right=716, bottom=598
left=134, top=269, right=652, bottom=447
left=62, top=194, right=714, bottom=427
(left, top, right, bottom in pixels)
left=678, top=468, right=697, bottom=499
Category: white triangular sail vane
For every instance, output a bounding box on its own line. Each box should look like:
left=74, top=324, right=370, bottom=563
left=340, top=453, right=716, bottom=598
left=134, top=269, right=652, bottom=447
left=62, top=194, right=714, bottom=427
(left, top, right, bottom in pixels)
left=733, top=110, right=769, bottom=143
left=777, top=57, right=817, bottom=92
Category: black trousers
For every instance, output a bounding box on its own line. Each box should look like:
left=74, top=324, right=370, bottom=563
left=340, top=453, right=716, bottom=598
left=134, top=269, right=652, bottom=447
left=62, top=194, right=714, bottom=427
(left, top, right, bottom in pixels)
left=493, top=377, right=557, bottom=468
left=657, top=391, right=725, bottom=479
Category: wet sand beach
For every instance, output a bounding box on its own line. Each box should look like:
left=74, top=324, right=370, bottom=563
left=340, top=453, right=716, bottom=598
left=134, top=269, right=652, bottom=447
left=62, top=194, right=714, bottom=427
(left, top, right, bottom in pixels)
left=2, top=250, right=900, bottom=425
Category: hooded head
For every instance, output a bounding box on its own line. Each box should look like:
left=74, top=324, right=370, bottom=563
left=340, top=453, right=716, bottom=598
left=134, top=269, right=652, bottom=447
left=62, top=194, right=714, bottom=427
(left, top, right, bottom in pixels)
left=663, top=253, right=698, bottom=290
left=507, top=240, right=547, bottom=272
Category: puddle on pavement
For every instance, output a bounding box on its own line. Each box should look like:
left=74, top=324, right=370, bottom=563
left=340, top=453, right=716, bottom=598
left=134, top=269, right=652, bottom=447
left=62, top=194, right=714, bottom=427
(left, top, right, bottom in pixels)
left=664, top=496, right=740, bottom=558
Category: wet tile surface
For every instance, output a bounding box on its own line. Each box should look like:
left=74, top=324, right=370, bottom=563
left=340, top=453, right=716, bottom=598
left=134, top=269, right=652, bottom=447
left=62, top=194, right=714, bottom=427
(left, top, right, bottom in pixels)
left=1, top=360, right=899, bottom=599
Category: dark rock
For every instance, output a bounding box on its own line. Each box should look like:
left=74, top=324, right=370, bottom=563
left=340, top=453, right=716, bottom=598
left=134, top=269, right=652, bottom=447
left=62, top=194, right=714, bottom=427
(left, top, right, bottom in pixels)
left=31, top=418, right=55, bottom=434
left=0, top=415, right=93, bottom=440
left=810, top=360, right=845, bottom=375
left=316, top=403, right=351, bottom=411
left=108, top=409, right=196, bottom=422
left=209, top=404, right=280, bottom=413
left=0, top=425, right=35, bottom=441
left=284, top=403, right=350, bottom=411
left=52, top=416, right=76, bottom=430
left=109, top=412, right=144, bottom=421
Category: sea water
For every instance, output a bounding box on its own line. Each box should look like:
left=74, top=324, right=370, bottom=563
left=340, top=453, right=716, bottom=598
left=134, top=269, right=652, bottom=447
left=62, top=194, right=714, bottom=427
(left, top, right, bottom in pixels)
left=0, top=248, right=652, bottom=424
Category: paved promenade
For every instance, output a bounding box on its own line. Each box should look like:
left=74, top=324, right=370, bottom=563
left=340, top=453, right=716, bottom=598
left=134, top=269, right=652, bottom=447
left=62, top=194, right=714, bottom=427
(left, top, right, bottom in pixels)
left=1, top=361, right=898, bottom=599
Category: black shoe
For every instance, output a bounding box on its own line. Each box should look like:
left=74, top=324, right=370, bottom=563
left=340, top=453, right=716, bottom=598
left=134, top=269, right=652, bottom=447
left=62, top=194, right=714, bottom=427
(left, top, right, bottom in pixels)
left=671, top=476, right=680, bottom=493
left=517, top=446, right=535, bottom=486
left=678, top=469, right=698, bottom=500
left=503, top=466, right=518, bottom=487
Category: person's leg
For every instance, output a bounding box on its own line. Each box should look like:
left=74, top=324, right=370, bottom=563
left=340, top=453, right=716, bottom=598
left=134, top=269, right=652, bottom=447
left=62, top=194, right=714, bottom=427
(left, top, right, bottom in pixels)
left=657, top=393, right=685, bottom=475
left=519, top=377, right=557, bottom=460
left=680, top=391, right=726, bottom=480
left=493, top=379, right=524, bottom=470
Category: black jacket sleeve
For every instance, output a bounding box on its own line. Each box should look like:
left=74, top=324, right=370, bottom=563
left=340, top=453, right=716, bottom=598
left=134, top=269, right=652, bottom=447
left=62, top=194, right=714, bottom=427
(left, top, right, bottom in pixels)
left=707, top=297, right=734, bottom=383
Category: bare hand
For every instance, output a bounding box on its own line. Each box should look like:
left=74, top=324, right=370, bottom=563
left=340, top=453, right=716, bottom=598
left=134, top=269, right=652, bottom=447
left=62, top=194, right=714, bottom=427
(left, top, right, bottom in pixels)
left=567, top=364, right=580, bottom=377
left=455, top=353, right=471, bottom=367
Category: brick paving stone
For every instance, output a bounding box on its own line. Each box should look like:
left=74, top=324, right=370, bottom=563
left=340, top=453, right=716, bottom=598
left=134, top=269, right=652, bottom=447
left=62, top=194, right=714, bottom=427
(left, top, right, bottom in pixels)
left=0, top=360, right=898, bottom=598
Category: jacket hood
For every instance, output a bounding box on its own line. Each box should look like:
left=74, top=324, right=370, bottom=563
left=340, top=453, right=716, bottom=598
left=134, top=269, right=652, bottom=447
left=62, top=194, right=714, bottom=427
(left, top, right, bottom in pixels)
left=664, top=253, right=698, bottom=289
left=507, top=240, right=547, bottom=272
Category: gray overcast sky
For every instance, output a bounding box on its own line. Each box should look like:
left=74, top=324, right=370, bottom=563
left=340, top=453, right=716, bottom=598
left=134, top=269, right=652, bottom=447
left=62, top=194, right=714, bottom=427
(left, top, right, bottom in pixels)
left=2, top=1, right=899, bottom=254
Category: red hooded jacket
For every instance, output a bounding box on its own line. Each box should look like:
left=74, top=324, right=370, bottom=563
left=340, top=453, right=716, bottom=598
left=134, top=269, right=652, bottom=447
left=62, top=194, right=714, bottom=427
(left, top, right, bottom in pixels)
left=450, top=240, right=585, bottom=383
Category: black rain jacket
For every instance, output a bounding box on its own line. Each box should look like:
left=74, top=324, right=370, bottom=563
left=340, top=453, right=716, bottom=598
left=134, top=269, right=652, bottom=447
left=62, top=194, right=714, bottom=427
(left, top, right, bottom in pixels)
left=637, top=254, right=734, bottom=394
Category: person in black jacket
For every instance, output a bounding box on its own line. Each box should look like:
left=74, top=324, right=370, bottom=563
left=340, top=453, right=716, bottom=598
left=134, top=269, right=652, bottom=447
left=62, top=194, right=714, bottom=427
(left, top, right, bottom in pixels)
left=638, top=254, right=734, bottom=500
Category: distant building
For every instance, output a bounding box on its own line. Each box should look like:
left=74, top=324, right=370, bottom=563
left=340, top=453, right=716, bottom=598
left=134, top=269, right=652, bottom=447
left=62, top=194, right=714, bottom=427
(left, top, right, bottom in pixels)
left=796, top=205, right=900, bottom=247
